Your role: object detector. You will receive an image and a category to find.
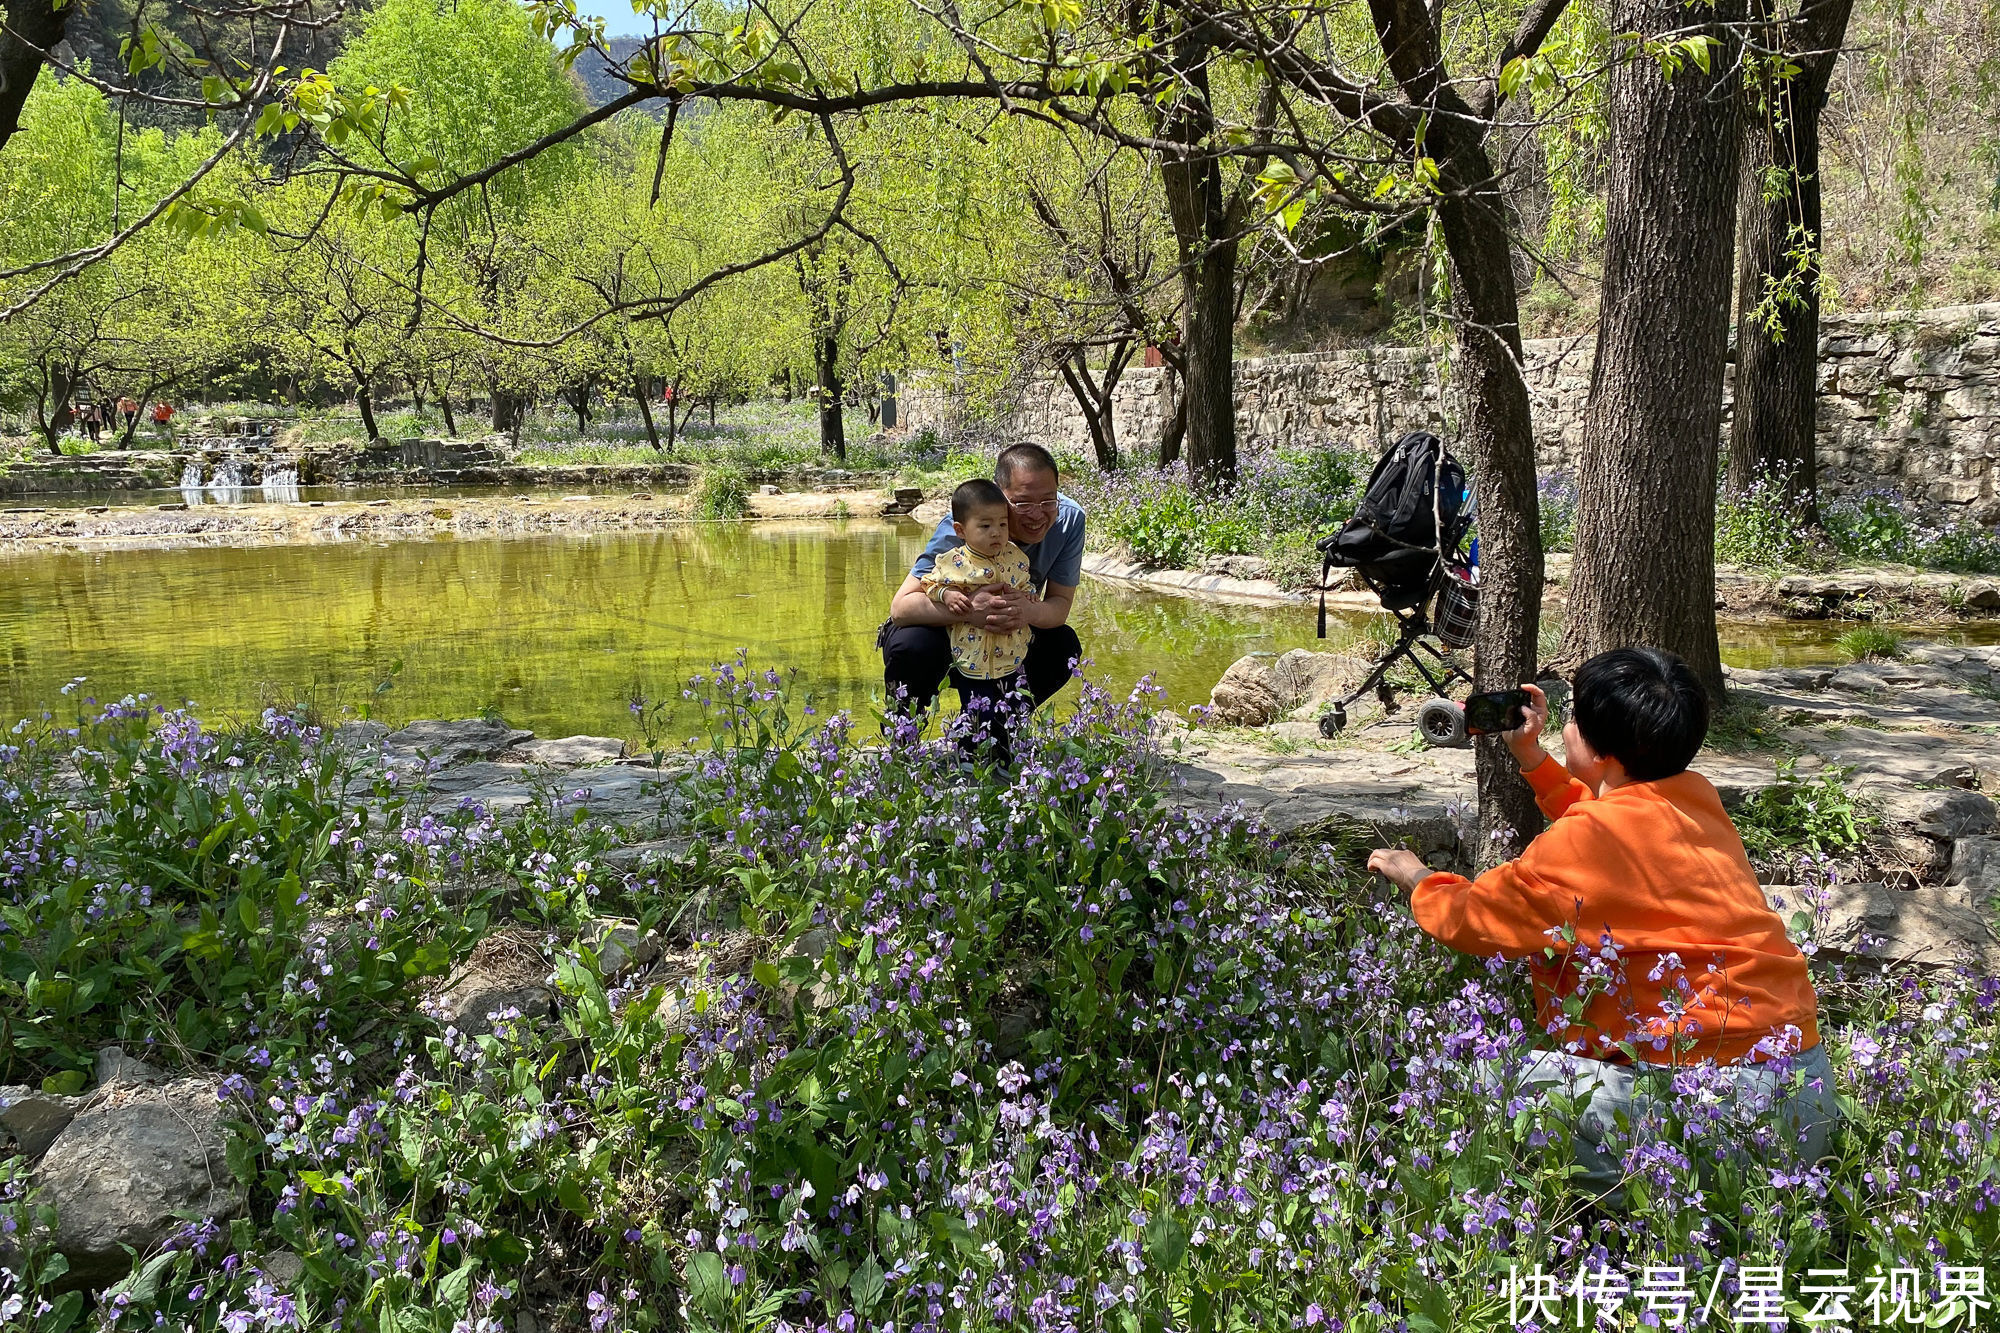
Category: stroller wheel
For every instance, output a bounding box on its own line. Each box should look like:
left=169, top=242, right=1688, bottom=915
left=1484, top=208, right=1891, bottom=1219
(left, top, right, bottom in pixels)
left=1417, top=697, right=1470, bottom=749
left=1318, top=704, right=1346, bottom=738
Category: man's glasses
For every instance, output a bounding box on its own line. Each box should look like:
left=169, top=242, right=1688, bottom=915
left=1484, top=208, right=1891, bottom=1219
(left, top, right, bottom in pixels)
left=1007, top=499, right=1060, bottom=516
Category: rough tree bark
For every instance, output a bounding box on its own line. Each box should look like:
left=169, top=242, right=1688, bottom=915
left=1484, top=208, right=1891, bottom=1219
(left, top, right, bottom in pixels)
left=0, top=0, right=72, bottom=153
left=492, top=387, right=525, bottom=434
left=1726, top=0, right=1855, bottom=513
left=1561, top=0, right=1748, bottom=698
left=1361, top=0, right=1560, bottom=861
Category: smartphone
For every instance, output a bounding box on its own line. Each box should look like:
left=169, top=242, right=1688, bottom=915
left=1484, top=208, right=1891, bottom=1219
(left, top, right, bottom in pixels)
left=1463, top=688, right=1530, bottom=736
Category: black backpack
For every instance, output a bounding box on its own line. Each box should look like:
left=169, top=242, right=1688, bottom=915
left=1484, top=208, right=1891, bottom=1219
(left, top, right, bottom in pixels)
left=1317, top=431, right=1467, bottom=635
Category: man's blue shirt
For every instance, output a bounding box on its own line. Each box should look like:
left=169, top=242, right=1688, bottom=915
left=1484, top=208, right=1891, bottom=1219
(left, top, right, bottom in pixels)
left=909, top=493, right=1086, bottom=592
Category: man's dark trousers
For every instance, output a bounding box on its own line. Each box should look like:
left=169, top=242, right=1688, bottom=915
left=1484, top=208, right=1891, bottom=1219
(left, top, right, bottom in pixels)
left=879, top=623, right=1083, bottom=719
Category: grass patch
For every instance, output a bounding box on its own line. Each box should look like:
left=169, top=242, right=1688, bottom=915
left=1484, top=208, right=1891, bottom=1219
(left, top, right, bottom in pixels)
left=1734, top=758, right=1876, bottom=859
left=1836, top=625, right=1905, bottom=661
left=690, top=463, right=750, bottom=519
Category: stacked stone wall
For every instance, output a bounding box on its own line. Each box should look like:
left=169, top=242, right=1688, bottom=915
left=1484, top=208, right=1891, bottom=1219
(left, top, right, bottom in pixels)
left=903, top=303, right=2000, bottom=520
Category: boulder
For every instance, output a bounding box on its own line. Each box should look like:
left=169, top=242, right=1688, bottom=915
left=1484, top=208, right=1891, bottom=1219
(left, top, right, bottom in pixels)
left=1827, top=661, right=1926, bottom=693
left=1808, top=880, right=2000, bottom=972
left=1964, top=580, right=2000, bottom=611
left=383, top=718, right=534, bottom=766
left=0, top=1087, right=83, bottom=1158
left=1271, top=648, right=1369, bottom=714
left=426, top=934, right=552, bottom=1036
left=1208, top=655, right=1284, bottom=727
left=35, top=1079, right=244, bottom=1287
left=514, top=735, right=627, bottom=767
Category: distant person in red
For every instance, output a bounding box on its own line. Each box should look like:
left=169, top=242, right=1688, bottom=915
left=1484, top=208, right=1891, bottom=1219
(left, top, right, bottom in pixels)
left=151, top=401, right=175, bottom=436
left=117, top=395, right=139, bottom=436
left=660, top=383, right=677, bottom=404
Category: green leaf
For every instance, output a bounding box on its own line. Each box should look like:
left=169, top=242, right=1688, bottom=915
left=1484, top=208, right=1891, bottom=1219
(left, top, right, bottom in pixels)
left=1144, top=1214, right=1188, bottom=1273
left=438, top=1259, right=479, bottom=1315
left=849, top=1253, right=886, bottom=1312
left=751, top=959, right=782, bottom=989
left=687, top=1251, right=730, bottom=1319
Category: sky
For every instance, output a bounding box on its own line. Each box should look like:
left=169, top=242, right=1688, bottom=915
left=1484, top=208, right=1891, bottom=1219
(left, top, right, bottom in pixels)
left=566, top=0, right=653, bottom=36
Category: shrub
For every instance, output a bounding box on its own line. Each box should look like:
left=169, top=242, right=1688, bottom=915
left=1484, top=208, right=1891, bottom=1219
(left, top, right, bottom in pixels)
left=690, top=463, right=750, bottom=519
left=1081, top=444, right=1366, bottom=571
left=1836, top=625, right=1904, bottom=661
left=1537, top=471, right=1579, bottom=551
left=1715, top=472, right=1816, bottom=568
left=1734, top=758, right=1874, bottom=860
left=1820, top=489, right=2000, bottom=574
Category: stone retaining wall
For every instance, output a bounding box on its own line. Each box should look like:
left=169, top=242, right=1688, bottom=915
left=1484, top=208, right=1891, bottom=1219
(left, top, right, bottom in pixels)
left=903, top=303, right=2000, bottom=521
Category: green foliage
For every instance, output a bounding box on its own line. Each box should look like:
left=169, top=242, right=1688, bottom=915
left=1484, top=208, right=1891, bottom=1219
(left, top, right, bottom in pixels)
left=691, top=464, right=751, bottom=519
left=1715, top=473, right=1817, bottom=568
left=0, top=702, right=477, bottom=1083
left=1835, top=625, right=1904, bottom=661
left=1733, top=759, right=1875, bottom=859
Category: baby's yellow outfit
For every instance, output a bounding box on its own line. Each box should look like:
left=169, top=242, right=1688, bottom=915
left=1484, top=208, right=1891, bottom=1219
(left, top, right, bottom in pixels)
left=921, top=541, right=1036, bottom=680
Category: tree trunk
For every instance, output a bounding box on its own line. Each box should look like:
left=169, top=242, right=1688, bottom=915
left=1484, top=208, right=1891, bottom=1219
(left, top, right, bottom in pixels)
left=816, top=333, right=846, bottom=463
left=356, top=382, right=380, bottom=442
left=634, top=377, right=662, bottom=451
left=436, top=384, right=458, bottom=437
left=0, top=0, right=71, bottom=154
left=1726, top=0, right=1854, bottom=516
left=1435, top=148, right=1549, bottom=862
left=1158, top=54, right=1239, bottom=487
left=492, top=387, right=525, bottom=434
left=1056, top=345, right=1127, bottom=471
left=1158, top=382, right=1187, bottom=468
left=1561, top=0, right=1747, bottom=698
left=1359, top=0, right=1551, bottom=860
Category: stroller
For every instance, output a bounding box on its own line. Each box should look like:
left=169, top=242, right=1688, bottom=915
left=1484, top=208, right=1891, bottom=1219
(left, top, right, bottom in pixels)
left=1314, top=430, right=1479, bottom=748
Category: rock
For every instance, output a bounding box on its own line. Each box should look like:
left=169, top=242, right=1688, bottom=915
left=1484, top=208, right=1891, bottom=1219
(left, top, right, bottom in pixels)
left=94, top=1047, right=161, bottom=1088
left=383, top=718, right=535, bottom=765
left=1965, top=580, right=2000, bottom=611
left=514, top=735, right=626, bottom=767
left=1950, top=836, right=2000, bottom=905
left=35, top=1079, right=244, bottom=1287
left=782, top=926, right=836, bottom=964
left=1808, top=880, right=2000, bottom=972
left=1827, top=661, right=1925, bottom=693
left=1199, top=553, right=1273, bottom=581
left=581, top=918, right=660, bottom=978
left=1874, top=788, right=1997, bottom=840
left=604, top=836, right=694, bottom=871
left=327, top=719, right=390, bottom=755
left=259, top=1249, right=305, bottom=1287
left=1208, top=655, right=1285, bottom=727
left=427, top=934, right=552, bottom=1036
left=759, top=484, right=781, bottom=495
left=0, top=1086, right=83, bottom=1158
left=1271, top=648, right=1363, bottom=712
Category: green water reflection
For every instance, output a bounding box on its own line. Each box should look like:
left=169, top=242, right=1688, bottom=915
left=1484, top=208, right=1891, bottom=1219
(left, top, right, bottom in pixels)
left=0, top=522, right=1365, bottom=737
left=4, top=522, right=1992, bottom=738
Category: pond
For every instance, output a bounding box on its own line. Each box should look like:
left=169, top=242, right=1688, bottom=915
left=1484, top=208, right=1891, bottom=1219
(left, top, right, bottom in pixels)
left=2, top=520, right=1990, bottom=738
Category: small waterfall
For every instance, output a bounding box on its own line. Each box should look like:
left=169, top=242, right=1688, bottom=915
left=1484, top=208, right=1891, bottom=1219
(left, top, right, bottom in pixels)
left=261, top=462, right=301, bottom=503
left=179, top=459, right=203, bottom=488
left=208, top=456, right=245, bottom=505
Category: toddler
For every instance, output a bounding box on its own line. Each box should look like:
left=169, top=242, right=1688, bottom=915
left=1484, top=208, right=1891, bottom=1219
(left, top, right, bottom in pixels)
left=921, top=478, right=1037, bottom=685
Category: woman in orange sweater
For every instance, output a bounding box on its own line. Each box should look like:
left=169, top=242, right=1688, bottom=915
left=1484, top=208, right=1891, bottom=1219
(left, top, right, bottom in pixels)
left=1368, top=646, right=1839, bottom=1205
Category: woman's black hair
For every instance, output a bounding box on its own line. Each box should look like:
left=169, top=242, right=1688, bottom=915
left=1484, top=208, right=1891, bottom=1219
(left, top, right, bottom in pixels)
left=951, top=477, right=1010, bottom=521
left=1571, top=645, right=1709, bottom=781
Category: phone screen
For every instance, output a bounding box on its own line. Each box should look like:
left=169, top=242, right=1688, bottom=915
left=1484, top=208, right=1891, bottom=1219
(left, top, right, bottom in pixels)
left=1463, top=689, right=1529, bottom=736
